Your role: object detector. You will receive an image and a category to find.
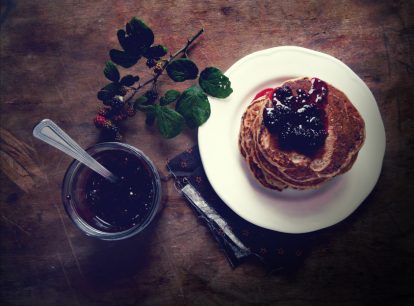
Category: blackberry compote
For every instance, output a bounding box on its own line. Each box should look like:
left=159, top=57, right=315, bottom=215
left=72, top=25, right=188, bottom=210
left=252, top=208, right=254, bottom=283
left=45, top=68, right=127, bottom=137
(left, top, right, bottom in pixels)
left=62, top=143, right=161, bottom=240
left=263, top=78, right=328, bottom=155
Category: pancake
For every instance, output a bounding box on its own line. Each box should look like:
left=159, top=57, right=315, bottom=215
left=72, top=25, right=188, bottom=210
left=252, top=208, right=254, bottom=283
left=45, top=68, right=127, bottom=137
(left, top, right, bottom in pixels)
left=239, top=77, right=365, bottom=190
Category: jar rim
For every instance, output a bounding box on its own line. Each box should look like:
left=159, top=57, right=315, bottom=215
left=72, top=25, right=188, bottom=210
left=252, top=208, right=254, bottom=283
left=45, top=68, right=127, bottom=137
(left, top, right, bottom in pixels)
left=61, top=142, right=161, bottom=241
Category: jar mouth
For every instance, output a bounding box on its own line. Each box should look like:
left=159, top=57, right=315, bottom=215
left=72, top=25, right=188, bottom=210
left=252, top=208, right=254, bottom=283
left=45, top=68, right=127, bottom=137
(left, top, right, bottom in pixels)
left=61, top=142, right=161, bottom=241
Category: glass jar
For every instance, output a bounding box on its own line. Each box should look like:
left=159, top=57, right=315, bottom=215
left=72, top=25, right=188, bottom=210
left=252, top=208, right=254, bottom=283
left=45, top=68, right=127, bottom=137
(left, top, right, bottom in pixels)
left=61, top=142, right=161, bottom=240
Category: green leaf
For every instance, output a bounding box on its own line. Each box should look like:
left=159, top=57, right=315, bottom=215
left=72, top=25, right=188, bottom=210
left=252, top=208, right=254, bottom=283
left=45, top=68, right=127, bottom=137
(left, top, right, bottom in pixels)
left=166, top=58, right=199, bottom=82
left=154, top=104, right=185, bottom=138
left=176, top=86, right=210, bottom=128
left=127, top=17, right=154, bottom=49
left=97, top=82, right=120, bottom=102
left=133, top=96, right=149, bottom=110
left=144, top=45, right=168, bottom=59
left=109, top=49, right=139, bottom=68
left=117, top=29, right=142, bottom=57
left=117, top=30, right=131, bottom=52
left=160, top=90, right=180, bottom=106
left=199, top=67, right=233, bottom=98
left=116, top=19, right=155, bottom=59
left=120, top=75, right=139, bottom=86
left=103, top=61, right=120, bottom=82
left=137, top=104, right=156, bottom=125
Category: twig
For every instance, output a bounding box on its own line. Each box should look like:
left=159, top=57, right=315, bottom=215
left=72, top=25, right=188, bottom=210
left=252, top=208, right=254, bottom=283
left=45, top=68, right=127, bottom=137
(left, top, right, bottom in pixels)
left=126, top=28, right=204, bottom=104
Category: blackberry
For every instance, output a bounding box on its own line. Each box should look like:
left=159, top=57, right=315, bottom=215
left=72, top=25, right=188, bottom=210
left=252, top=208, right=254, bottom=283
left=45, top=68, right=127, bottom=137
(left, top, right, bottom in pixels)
left=273, top=86, right=293, bottom=104
left=261, top=78, right=330, bottom=155
left=94, top=115, right=107, bottom=128
left=296, top=88, right=309, bottom=100
left=296, top=88, right=305, bottom=95
left=282, top=125, right=309, bottom=151
left=305, top=115, right=324, bottom=130
left=146, top=58, right=157, bottom=68
left=263, top=105, right=291, bottom=133
left=287, top=125, right=326, bottom=152
left=145, top=90, right=158, bottom=103
left=290, top=97, right=302, bottom=111
left=278, top=122, right=294, bottom=145
left=296, top=104, right=321, bottom=123
left=110, top=96, right=125, bottom=110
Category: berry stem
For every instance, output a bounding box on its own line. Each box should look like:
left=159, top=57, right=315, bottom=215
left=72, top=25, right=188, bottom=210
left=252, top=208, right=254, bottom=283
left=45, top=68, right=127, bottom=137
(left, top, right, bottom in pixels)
left=126, top=28, right=204, bottom=102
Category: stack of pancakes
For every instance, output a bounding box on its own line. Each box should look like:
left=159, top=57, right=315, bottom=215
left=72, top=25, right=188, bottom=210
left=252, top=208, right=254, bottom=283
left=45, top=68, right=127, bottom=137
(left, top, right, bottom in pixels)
left=239, top=77, right=365, bottom=191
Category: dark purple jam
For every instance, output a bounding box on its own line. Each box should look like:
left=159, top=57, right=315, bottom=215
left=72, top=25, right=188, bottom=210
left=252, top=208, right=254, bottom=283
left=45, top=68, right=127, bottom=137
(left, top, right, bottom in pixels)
left=263, top=78, right=328, bottom=155
left=83, top=150, right=156, bottom=232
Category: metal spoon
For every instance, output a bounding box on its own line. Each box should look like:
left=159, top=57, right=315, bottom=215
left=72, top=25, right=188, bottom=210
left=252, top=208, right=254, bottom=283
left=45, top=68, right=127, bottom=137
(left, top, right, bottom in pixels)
left=33, top=119, right=119, bottom=183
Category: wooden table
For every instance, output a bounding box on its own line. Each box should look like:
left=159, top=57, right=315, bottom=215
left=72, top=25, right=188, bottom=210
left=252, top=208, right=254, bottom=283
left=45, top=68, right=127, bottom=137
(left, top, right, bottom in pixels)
left=1, top=1, right=413, bottom=305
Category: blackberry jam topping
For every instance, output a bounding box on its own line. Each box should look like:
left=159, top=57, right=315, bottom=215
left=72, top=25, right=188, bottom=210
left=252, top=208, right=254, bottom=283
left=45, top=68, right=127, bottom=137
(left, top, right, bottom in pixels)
left=263, top=78, right=328, bottom=155
left=253, top=88, right=274, bottom=100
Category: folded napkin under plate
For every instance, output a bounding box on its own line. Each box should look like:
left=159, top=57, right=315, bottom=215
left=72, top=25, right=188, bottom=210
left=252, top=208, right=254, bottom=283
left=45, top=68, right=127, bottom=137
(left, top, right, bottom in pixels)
left=167, top=146, right=313, bottom=272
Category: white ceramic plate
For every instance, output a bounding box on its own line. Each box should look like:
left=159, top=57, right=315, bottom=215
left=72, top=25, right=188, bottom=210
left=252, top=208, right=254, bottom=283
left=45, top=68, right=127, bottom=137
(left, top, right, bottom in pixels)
left=198, top=46, right=386, bottom=233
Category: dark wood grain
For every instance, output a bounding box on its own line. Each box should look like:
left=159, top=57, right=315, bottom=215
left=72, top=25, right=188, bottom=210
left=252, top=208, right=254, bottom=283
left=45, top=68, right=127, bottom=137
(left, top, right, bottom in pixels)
left=1, top=1, right=414, bottom=305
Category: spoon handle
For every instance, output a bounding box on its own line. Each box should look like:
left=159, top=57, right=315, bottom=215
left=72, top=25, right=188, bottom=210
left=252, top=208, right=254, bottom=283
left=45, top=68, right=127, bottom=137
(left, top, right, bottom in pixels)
left=33, top=119, right=119, bottom=183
